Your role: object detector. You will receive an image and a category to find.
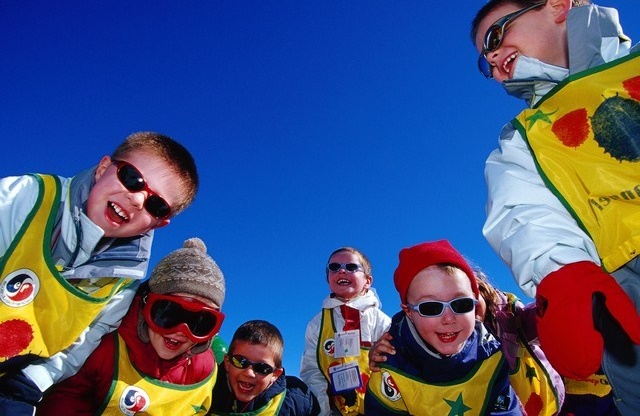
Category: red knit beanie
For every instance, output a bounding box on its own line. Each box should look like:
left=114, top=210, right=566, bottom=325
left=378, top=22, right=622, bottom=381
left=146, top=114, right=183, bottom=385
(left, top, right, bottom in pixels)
left=393, top=240, right=479, bottom=304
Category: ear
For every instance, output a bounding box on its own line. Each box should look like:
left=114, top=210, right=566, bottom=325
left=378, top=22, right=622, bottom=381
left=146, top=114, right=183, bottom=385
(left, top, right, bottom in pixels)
left=547, top=0, right=571, bottom=24
left=401, top=303, right=411, bottom=316
left=94, top=156, right=112, bottom=182
left=273, top=367, right=284, bottom=379
left=364, top=274, right=373, bottom=290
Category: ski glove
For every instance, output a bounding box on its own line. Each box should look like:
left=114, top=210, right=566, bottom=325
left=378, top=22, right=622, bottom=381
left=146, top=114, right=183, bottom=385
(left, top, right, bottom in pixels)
left=536, top=261, right=640, bottom=379
left=0, top=371, right=43, bottom=416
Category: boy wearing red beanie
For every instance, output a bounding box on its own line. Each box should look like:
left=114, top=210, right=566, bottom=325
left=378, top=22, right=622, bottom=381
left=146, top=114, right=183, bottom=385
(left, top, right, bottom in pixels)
left=364, top=240, right=522, bottom=415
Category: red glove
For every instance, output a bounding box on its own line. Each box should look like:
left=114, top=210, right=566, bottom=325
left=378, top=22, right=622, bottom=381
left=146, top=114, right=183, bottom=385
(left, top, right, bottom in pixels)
left=536, top=261, right=640, bottom=379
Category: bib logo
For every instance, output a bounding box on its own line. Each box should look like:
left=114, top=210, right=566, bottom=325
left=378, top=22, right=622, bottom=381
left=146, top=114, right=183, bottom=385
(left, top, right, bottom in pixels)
left=323, top=338, right=335, bottom=356
left=382, top=372, right=401, bottom=402
left=120, top=386, right=150, bottom=415
left=1, top=269, right=40, bottom=307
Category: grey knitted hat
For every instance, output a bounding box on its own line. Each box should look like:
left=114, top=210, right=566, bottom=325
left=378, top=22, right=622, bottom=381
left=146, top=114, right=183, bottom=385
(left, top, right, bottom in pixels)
left=138, top=237, right=225, bottom=354
left=149, top=237, right=225, bottom=307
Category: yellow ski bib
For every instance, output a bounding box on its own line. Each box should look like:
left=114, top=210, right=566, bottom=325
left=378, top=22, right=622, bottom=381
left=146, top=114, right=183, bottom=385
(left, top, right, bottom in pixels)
left=514, top=51, right=640, bottom=272
left=316, top=308, right=370, bottom=415
left=503, top=294, right=560, bottom=416
left=368, top=352, right=504, bottom=415
left=98, top=334, right=217, bottom=415
left=0, top=175, right=131, bottom=369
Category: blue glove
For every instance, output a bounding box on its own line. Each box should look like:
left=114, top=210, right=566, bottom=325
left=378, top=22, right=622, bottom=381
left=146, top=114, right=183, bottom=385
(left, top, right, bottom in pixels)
left=0, top=371, right=43, bottom=416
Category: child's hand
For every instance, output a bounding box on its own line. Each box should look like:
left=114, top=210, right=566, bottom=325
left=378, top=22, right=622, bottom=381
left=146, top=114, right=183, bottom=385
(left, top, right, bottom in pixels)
left=368, top=332, right=395, bottom=372
left=536, top=261, right=640, bottom=379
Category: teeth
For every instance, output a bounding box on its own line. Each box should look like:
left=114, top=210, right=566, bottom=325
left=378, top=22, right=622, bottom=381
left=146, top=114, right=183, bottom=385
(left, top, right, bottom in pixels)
left=110, top=202, right=129, bottom=220
left=503, top=52, right=517, bottom=73
left=337, top=279, right=350, bottom=285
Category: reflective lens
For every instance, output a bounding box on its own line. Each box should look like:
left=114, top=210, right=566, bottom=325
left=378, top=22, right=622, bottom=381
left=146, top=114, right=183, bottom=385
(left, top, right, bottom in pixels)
left=477, top=1, right=546, bottom=78
left=327, top=262, right=363, bottom=273
left=142, top=292, right=224, bottom=343
left=230, top=354, right=275, bottom=375
left=408, top=297, right=477, bottom=317
left=113, top=160, right=172, bottom=219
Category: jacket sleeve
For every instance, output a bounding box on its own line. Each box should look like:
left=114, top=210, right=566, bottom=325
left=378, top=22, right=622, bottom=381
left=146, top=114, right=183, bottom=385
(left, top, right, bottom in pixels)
left=36, top=333, right=116, bottom=415
left=21, top=285, right=137, bottom=392
left=482, top=123, right=600, bottom=298
left=0, top=175, right=40, bottom=256
left=299, top=312, right=333, bottom=416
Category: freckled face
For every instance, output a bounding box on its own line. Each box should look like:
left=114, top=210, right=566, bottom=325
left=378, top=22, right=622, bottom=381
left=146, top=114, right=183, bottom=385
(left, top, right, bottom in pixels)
left=327, top=251, right=371, bottom=301
left=86, top=152, right=184, bottom=238
left=404, top=266, right=476, bottom=356
left=224, top=341, right=283, bottom=403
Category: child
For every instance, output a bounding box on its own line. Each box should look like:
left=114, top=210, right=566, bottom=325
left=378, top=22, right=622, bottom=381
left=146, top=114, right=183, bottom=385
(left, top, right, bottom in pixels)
left=364, top=240, right=522, bottom=415
left=300, top=247, right=391, bottom=415
left=471, top=1, right=640, bottom=412
left=208, top=319, right=320, bottom=415
left=0, top=131, right=198, bottom=413
left=37, top=237, right=225, bottom=415
left=368, top=266, right=565, bottom=415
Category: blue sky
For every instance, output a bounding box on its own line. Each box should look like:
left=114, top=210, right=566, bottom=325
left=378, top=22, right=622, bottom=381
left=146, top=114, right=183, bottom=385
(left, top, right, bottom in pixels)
left=2, top=1, right=638, bottom=376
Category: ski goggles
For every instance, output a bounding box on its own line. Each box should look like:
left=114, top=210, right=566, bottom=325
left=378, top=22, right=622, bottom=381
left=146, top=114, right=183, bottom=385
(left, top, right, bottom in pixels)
left=142, top=292, right=224, bottom=343
left=327, top=262, right=364, bottom=273
left=407, top=297, right=477, bottom=317
left=112, top=160, right=172, bottom=219
left=229, top=354, right=276, bottom=375
left=477, top=1, right=546, bottom=78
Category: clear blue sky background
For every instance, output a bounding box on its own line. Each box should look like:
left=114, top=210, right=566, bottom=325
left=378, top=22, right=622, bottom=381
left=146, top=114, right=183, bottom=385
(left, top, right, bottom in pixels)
left=2, top=1, right=638, bottom=377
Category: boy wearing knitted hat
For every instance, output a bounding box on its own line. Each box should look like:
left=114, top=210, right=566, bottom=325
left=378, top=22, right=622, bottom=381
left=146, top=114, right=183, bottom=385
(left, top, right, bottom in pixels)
left=300, top=247, right=391, bottom=416
left=364, top=240, right=522, bottom=415
left=37, top=237, right=225, bottom=415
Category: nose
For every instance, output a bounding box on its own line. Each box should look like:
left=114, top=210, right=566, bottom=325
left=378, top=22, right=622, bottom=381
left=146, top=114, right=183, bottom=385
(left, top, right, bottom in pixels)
left=127, top=191, right=147, bottom=210
left=440, top=305, right=456, bottom=323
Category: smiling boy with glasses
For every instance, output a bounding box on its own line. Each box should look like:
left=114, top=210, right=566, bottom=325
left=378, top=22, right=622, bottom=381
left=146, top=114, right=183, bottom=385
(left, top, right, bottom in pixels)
left=364, top=240, right=521, bottom=415
left=470, top=0, right=640, bottom=413
left=209, top=320, right=320, bottom=415
left=300, top=247, right=391, bottom=416
left=0, top=131, right=198, bottom=413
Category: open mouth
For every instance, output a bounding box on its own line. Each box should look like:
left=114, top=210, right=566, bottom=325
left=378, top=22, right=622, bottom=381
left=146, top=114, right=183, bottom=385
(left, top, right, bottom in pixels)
left=502, top=52, right=518, bottom=77
left=108, top=201, right=129, bottom=223
left=437, top=331, right=460, bottom=343
left=163, top=336, right=185, bottom=350
left=337, top=278, right=351, bottom=286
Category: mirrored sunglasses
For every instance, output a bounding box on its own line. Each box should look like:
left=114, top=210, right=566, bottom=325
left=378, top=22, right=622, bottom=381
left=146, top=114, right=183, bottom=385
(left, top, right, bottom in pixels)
left=112, top=160, right=172, bottom=219
left=142, top=292, right=224, bottom=343
left=229, top=354, right=276, bottom=375
left=327, top=262, right=364, bottom=273
left=477, top=1, right=546, bottom=78
left=407, top=297, right=478, bottom=317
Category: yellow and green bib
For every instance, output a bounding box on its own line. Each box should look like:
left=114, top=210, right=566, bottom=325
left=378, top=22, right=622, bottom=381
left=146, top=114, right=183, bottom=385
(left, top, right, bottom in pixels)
left=368, top=352, right=504, bottom=415
left=316, top=308, right=370, bottom=415
left=0, top=174, right=131, bottom=370
left=514, top=51, right=640, bottom=272
left=98, top=334, right=217, bottom=415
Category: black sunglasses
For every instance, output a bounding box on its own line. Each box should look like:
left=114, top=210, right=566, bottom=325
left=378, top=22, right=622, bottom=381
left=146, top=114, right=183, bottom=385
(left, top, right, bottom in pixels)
left=477, top=1, right=546, bottom=78
left=229, top=354, right=276, bottom=375
left=327, top=262, right=364, bottom=273
left=112, top=160, right=172, bottom=219
left=407, top=297, right=477, bottom=317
